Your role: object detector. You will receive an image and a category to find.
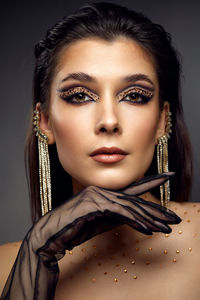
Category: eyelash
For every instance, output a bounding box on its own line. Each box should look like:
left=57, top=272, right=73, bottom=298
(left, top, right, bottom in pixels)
left=58, top=86, right=153, bottom=105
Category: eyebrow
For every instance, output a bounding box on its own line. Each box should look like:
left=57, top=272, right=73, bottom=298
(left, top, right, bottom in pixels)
left=60, top=72, right=154, bottom=86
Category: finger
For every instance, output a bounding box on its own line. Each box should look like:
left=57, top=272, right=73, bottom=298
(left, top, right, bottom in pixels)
left=119, top=172, right=175, bottom=196
left=93, top=186, right=180, bottom=232
left=113, top=199, right=173, bottom=233
left=116, top=194, right=182, bottom=225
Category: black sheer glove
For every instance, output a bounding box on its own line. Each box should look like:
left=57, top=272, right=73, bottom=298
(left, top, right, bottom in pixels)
left=1, top=173, right=181, bottom=300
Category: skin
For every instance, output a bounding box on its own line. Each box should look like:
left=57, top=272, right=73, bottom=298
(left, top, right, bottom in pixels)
left=37, top=37, right=169, bottom=195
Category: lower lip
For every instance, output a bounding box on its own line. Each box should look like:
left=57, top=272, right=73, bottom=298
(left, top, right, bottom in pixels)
left=91, top=154, right=126, bottom=163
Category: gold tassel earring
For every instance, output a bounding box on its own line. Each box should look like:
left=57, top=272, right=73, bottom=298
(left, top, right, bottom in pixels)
left=157, top=111, right=172, bottom=208
left=33, top=110, right=52, bottom=216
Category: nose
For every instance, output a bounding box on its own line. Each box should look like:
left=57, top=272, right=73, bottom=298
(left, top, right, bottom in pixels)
left=95, top=99, right=122, bottom=135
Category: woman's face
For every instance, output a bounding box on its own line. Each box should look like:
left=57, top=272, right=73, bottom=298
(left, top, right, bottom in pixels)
left=39, top=37, right=167, bottom=193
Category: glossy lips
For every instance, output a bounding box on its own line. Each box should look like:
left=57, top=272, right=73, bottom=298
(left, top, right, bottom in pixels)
left=90, top=147, right=128, bottom=163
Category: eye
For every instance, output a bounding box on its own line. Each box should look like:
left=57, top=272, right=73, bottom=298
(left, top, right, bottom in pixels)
left=118, top=87, right=154, bottom=104
left=58, top=87, right=99, bottom=104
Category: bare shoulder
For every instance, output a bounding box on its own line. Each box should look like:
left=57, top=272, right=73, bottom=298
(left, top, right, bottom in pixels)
left=177, top=201, right=200, bottom=230
left=0, top=241, right=22, bottom=295
left=168, top=201, right=200, bottom=246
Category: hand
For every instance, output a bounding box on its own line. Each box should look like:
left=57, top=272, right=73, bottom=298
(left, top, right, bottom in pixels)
left=1, top=173, right=181, bottom=300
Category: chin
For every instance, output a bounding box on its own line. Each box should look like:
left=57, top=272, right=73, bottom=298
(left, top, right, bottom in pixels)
left=84, top=177, right=137, bottom=190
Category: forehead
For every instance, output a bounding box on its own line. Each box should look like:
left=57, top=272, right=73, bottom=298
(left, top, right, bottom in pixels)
left=54, top=37, right=158, bottom=86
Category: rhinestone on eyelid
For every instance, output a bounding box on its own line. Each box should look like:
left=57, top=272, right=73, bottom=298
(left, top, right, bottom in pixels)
left=62, top=87, right=99, bottom=101
left=117, top=87, right=153, bottom=100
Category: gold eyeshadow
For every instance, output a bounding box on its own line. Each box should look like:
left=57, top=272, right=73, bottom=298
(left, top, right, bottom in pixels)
left=58, top=85, right=153, bottom=105
left=59, top=86, right=100, bottom=102
left=117, top=87, right=153, bottom=102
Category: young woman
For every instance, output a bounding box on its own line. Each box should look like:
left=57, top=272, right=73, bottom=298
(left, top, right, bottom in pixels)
left=1, top=2, right=199, bottom=299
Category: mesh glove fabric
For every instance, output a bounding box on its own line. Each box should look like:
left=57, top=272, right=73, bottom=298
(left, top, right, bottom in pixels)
left=1, top=173, right=181, bottom=300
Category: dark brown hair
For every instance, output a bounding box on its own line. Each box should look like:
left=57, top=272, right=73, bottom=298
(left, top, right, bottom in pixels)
left=25, top=2, right=193, bottom=223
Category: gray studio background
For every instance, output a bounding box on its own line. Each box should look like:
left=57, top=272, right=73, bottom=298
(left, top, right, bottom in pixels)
left=0, top=0, right=199, bottom=244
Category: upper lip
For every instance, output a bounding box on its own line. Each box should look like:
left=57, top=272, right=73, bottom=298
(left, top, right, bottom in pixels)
left=90, top=147, right=128, bottom=156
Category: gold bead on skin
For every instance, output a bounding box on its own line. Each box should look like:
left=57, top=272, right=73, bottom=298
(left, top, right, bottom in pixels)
left=165, top=234, right=169, bottom=237
left=148, top=247, right=152, bottom=251
left=133, top=275, right=137, bottom=279
left=116, top=263, right=120, bottom=267
left=187, top=219, right=191, bottom=223
left=124, top=269, right=128, bottom=273
left=188, top=247, right=192, bottom=251
left=164, top=250, right=168, bottom=254
left=131, top=260, right=136, bottom=264
left=69, top=251, right=73, bottom=255
left=173, top=258, right=177, bottom=263
left=176, top=250, right=180, bottom=254
left=114, top=278, right=118, bottom=282
left=178, top=230, right=183, bottom=234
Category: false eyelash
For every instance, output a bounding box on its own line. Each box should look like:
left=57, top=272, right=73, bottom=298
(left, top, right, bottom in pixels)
left=117, top=87, right=154, bottom=104
left=59, top=86, right=99, bottom=104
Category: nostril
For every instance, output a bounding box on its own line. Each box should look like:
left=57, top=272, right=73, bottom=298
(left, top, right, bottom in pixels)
left=113, top=128, right=118, bottom=133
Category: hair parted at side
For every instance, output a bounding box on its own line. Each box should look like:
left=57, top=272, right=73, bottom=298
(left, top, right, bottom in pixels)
left=24, top=1, right=192, bottom=223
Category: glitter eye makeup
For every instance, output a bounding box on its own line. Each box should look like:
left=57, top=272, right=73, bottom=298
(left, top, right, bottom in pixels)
left=58, top=86, right=100, bottom=104
left=117, top=87, right=154, bottom=104
left=58, top=85, right=153, bottom=105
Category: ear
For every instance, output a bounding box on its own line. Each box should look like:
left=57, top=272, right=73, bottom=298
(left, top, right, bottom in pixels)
left=35, top=102, right=55, bottom=145
left=155, top=101, right=170, bottom=143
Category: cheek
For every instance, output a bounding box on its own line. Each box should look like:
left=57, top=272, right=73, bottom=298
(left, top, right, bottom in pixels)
left=50, top=107, right=91, bottom=168
left=124, top=105, right=159, bottom=170
left=124, top=105, right=159, bottom=146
